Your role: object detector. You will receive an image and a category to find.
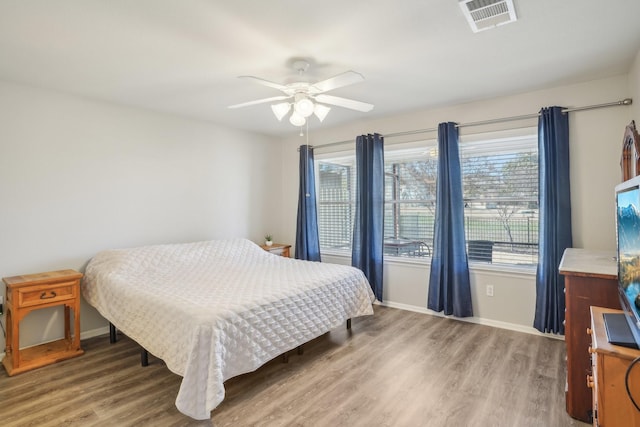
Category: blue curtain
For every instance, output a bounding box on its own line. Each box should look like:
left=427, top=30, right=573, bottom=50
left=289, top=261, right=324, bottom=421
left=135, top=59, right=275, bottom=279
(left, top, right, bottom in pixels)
left=352, top=134, right=384, bottom=301
left=295, top=145, right=321, bottom=261
left=534, top=106, right=572, bottom=334
left=427, top=122, right=473, bottom=317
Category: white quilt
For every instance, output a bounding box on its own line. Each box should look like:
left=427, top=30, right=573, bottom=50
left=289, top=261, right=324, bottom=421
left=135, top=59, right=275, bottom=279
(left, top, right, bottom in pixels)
left=82, top=238, right=375, bottom=420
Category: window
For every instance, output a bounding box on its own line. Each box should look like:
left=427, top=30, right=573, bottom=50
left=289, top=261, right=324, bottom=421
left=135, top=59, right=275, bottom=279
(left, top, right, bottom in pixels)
left=460, top=132, right=538, bottom=266
left=318, top=155, right=356, bottom=252
left=317, top=144, right=437, bottom=258
left=316, top=129, right=538, bottom=267
left=383, top=146, right=437, bottom=258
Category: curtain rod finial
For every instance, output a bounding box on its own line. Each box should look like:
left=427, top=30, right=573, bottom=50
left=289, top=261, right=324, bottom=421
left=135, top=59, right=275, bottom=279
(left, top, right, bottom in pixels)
left=623, top=98, right=633, bottom=106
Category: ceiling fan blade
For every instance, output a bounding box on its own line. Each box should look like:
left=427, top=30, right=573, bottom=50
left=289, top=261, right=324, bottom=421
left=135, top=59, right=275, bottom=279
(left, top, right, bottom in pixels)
left=309, top=71, right=365, bottom=94
left=228, top=95, right=290, bottom=109
left=239, top=76, right=290, bottom=92
left=315, top=94, right=374, bottom=112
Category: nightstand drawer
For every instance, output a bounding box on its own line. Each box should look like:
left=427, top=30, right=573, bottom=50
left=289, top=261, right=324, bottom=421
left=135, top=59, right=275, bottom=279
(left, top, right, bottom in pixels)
left=17, top=281, right=77, bottom=307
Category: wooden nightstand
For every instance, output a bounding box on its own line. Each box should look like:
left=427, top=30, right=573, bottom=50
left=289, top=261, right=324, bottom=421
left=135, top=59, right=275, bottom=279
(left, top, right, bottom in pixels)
left=260, top=243, right=291, bottom=258
left=2, top=269, right=84, bottom=376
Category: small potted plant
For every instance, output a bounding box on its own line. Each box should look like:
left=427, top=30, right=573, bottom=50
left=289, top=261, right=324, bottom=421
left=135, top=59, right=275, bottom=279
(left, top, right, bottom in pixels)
left=264, top=234, right=273, bottom=246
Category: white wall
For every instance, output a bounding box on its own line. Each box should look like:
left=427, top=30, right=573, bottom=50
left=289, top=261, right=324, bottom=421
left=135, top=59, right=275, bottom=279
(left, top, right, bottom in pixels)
left=0, top=80, right=283, bottom=350
left=630, top=50, right=640, bottom=123
left=280, top=75, right=632, bottom=334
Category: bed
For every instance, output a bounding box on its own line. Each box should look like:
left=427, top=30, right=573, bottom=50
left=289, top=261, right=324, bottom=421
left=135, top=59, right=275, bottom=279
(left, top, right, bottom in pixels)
left=81, top=238, right=375, bottom=420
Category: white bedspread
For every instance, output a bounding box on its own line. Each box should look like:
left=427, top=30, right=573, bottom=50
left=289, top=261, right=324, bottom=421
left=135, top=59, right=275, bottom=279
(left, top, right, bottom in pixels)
left=82, top=239, right=375, bottom=420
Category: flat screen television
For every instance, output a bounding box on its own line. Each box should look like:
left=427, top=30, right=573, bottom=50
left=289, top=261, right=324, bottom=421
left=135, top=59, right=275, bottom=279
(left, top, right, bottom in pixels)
left=611, top=175, right=640, bottom=349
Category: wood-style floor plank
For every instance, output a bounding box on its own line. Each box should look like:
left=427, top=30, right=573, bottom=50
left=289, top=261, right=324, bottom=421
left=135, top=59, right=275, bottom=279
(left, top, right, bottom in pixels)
left=0, top=306, right=589, bottom=426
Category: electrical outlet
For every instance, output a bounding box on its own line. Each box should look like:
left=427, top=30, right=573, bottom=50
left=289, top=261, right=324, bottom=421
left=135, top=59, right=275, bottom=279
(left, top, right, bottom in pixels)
left=486, top=285, right=494, bottom=297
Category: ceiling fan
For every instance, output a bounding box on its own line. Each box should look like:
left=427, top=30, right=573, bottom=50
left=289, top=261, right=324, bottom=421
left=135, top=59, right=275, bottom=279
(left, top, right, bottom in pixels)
left=228, top=60, right=374, bottom=127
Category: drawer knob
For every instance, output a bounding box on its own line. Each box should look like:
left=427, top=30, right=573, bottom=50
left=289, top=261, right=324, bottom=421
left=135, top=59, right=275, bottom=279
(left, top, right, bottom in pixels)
left=586, top=375, right=594, bottom=388
left=40, top=291, right=57, bottom=300
left=586, top=327, right=592, bottom=335
left=588, top=346, right=596, bottom=354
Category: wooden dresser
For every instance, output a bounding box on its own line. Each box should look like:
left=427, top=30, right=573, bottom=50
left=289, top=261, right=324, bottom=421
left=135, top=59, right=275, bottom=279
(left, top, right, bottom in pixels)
left=559, top=249, right=620, bottom=422
left=589, top=306, right=640, bottom=426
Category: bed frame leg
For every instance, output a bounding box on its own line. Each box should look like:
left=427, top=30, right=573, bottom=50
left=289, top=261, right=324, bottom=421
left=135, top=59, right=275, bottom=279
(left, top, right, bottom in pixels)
left=347, top=318, right=352, bottom=330
left=110, top=322, right=148, bottom=367
left=109, top=322, right=117, bottom=343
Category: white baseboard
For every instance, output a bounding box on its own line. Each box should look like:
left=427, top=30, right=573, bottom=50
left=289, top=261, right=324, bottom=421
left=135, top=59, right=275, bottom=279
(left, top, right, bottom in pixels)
left=0, top=326, right=110, bottom=360
left=379, top=300, right=565, bottom=341
left=80, top=326, right=110, bottom=340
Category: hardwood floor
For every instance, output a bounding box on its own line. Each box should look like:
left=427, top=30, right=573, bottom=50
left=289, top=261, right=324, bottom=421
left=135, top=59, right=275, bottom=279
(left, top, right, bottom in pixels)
left=0, top=306, right=589, bottom=426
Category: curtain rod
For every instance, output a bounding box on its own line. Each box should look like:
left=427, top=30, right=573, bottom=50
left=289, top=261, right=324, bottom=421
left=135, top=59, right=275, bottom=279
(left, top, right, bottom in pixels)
left=304, top=97, right=632, bottom=151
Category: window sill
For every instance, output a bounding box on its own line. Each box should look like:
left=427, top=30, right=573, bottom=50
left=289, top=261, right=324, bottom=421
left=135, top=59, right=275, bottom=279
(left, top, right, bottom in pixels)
left=467, top=261, right=537, bottom=276
left=321, top=250, right=537, bottom=276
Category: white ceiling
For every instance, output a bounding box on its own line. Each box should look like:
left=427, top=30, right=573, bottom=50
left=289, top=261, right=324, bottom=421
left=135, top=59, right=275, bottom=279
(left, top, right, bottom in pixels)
left=1, top=0, right=639, bottom=137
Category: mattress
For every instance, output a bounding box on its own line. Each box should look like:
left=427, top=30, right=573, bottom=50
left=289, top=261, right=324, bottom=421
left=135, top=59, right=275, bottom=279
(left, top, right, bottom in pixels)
left=82, top=238, right=375, bottom=419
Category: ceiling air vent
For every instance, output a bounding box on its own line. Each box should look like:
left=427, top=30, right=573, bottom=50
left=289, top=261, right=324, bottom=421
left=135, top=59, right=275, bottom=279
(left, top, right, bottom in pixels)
left=459, top=0, right=517, bottom=33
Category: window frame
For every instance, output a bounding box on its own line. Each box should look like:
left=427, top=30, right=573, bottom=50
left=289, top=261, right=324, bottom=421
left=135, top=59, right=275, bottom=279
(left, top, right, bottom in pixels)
left=459, top=127, right=539, bottom=270
left=314, top=127, right=539, bottom=274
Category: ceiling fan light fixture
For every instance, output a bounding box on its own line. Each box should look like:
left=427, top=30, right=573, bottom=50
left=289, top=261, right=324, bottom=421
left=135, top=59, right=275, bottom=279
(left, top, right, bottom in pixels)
left=271, top=102, right=291, bottom=121
left=230, top=61, right=373, bottom=129
left=313, top=104, right=331, bottom=122
left=289, top=112, right=306, bottom=127
left=294, top=94, right=315, bottom=118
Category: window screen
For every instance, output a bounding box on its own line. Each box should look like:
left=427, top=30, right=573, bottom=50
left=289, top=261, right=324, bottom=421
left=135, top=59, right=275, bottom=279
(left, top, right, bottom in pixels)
left=318, top=156, right=356, bottom=252
left=383, top=146, right=437, bottom=258
left=460, top=134, right=538, bottom=266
